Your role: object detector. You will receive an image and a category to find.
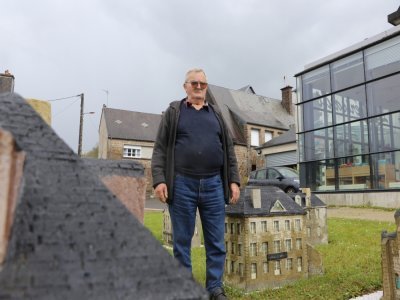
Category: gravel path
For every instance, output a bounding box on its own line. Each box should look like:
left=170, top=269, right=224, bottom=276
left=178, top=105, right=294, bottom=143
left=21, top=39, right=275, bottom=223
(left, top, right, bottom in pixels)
left=328, top=207, right=395, bottom=222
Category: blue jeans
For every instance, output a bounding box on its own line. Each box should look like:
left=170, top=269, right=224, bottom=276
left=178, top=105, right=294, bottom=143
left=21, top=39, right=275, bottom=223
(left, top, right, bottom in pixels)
left=169, top=173, right=226, bottom=293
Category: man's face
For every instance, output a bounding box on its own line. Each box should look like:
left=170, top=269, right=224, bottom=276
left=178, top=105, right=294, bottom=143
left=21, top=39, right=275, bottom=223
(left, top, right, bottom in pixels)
left=184, top=71, right=208, bottom=102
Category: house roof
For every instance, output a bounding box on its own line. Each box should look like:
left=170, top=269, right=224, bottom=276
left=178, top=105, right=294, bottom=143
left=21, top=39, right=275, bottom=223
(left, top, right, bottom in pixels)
left=102, top=107, right=161, bottom=142
left=0, top=93, right=207, bottom=299
left=225, top=186, right=306, bottom=217
left=206, top=84, right=294, bottom=144
left=287, top=192, right=327, bottom=208
left=258, top=126, right=296, bottom=149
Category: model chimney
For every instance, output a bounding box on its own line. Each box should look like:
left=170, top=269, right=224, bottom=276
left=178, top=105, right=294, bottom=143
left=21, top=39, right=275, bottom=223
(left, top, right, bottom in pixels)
left=251, top=188, right=261, bottom=208
left=388, top=6, right=400, bottom=26
left=0, top=70, right=15, bottom=93
left=281, top=85, right=293, bottom=115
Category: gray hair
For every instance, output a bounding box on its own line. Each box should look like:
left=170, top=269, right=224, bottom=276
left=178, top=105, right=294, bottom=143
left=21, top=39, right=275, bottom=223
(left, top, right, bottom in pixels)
left=184, top=68, right=207, bottom=83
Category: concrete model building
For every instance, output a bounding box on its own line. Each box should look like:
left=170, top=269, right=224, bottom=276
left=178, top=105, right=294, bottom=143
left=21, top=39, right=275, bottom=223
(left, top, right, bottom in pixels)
left=224, top=186, right=324, bottom=291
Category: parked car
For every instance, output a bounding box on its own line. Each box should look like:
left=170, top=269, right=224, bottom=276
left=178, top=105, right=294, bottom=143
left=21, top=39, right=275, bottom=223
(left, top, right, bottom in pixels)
left=247, top=167, right=300, bottom=193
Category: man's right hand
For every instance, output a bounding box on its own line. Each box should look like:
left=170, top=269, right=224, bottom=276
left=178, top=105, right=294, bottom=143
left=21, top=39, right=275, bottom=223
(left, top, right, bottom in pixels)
left=154, top=183, right=168, bottom=203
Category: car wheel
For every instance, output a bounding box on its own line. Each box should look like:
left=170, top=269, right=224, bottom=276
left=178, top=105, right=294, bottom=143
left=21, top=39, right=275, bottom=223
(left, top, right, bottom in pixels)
left=285, top=187, right=296, bottom=193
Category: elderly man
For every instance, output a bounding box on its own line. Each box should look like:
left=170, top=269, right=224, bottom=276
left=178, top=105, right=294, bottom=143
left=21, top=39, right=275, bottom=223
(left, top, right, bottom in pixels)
left=151, top=68, right=240, bottom=300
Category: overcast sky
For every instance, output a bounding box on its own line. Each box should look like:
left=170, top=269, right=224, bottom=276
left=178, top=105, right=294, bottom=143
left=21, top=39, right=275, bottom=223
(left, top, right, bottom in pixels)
left=1, top=0, right=398, bottom=153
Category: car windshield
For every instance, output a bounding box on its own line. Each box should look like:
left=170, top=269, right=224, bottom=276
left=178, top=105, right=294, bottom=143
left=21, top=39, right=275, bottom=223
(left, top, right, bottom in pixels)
left=276, top=167, right=298, bottom=178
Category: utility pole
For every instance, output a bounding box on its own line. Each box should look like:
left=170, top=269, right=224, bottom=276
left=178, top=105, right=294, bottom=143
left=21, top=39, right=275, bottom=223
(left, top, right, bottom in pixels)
left=78, top=93, right=84, bottom=156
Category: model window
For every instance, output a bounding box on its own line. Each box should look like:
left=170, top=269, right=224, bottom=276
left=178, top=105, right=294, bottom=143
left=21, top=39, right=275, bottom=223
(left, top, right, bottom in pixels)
left=262, top=242, right=268, bottom=255
left=238, top=244, right=242, bottom=256
left=297, top=257, right=303, bottom=272
left=296, top=238, right=302, bottom=250
left=250, top=222, right=256, bottom=234
left=295, top=219, right=301, bottom=231
left=231, top=242, right=235, bottom=254
left=286, top=258, right=293, bottom=270
left=237, top=223, right=241, bottom=234
left=274, top=240, right=281, bottom=253
left=273, top=220, right=280, bottom=232
left=261, top=221, right=267, bottom=232
left=231, top=261, right=235, bottom=274
left=285, top=220, right=290, bottom=231
left=239, top=263, right=244, bottom=277
left=274, top=261, right=281, bottom=275
left=285, top=239, right=292, bottom=251
left=123, top=145, right=141, bottom=158
left=230, top=223, right=234, bottom=234
left=251, top=263, right=257, bottom=279
left=263, top=262, right=269, bottom=273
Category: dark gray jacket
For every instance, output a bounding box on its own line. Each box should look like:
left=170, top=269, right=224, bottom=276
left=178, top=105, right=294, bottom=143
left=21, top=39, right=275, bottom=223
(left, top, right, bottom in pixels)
left=151, top=98, right=240, bottom=204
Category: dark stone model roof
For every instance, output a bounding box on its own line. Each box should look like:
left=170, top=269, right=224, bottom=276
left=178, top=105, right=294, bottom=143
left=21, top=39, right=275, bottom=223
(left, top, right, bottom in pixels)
left=287, top=192, right=327, bottom=208
left=225, top=186, right=306, bottom=217
left=83, top=158, right=144, bottom=178
left=102, top=107, right=162, bottom=142
left=0, top=93, right=207, bottom=300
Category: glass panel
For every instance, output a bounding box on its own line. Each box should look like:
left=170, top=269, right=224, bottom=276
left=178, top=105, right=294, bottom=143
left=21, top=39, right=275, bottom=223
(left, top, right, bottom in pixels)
left=335, top=120, right=369, bottom=157
left=370, top=151, right=400, bottom=189
left=298, top=133, right=304, bottom=162
left=337, top=156, right=371, bottom=190
left=334, top=86, right=367, bottom=124
left=304, top=128, right=334, bottom=161
left=297, top=103, right=304, bottom=132
left=367, top=73, right=400, bottom=116
left=365, top=35, right=400, bottom=80
left=369, top=112, right=400, bottom=152
left=331, top=52, right=364, bottom=91
left=302, top=160, right=335, bottom=191
left=303, top=96, right=333, bottom=131
left=296, top=76, right=303, bottom=103
left=302, top=65, right=331, bottom=101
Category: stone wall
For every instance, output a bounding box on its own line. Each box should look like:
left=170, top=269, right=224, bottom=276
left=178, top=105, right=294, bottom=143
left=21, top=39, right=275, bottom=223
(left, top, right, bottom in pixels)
left=317, top=192, right=400, bottom=209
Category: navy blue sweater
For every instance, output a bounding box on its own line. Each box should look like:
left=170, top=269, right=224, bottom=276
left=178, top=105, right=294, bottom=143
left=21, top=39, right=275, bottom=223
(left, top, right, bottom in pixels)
left=174, top=102, right=223, bottom=177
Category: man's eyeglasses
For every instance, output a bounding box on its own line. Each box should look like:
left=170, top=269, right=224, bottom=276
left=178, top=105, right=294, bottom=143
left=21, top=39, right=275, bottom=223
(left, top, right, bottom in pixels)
left=185, top=81, right=208, bottom=89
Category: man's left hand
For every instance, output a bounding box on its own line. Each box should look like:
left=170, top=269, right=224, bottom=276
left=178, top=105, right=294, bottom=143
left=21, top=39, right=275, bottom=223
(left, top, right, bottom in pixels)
left=229, top=183, right=240, bottom=204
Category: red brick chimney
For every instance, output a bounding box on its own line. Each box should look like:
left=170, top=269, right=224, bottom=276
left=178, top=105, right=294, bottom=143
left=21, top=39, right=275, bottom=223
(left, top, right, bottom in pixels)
left=281, top=85, right=293, bottom=115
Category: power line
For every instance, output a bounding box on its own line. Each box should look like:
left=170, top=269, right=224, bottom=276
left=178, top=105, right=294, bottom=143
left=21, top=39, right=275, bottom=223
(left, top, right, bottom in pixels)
left=53, top=97, right=80, bottom=117
left=48, top=94, right=81, bottom=102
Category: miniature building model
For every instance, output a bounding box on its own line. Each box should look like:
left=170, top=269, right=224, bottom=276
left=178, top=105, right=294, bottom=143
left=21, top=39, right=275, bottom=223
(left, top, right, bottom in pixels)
left=0, top=93, right=208, bottom=299
left=224, top=186, right=324, bottom=291
left=163, top=209, right=203, bottom=247
left=381, top=210, right=400, bottom=300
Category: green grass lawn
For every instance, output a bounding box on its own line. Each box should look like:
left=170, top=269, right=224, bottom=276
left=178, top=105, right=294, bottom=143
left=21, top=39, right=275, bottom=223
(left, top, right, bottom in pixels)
left=144, top=211, right=396, bottom=300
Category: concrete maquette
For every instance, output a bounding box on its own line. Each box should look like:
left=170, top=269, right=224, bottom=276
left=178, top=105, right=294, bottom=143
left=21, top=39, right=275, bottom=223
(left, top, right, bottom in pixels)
left=0, top=93, right=208, bottom=299
left=224, top=186, right=325, bottom=291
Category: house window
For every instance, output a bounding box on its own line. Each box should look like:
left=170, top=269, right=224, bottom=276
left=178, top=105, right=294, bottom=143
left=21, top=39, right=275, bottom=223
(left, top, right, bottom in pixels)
left=123, top=145, right=141, bottom=158
left=274, top=240, right=281, bottom=253
left=238, top=244, right=242, bottom=256
left=250, top=243, right=257, bottom=256
left=251, top=263, right=257, bottom=279
left=285, top=220, right=290, bottom=231
left=251, top=129, right=260, bottom=146
left=231, top=242, right=235, bottom=254
left=262, top=242, right=268, bottom=255
left=237, top=223, right=241, bottom=234
left=296, top=238, right=302, bottom=250
left=225, top=242, right=228, bottom=253
left=286, top=258, right=293, bottom=270
left=250, top=222, right=256, bottom=234
left=230, top=223, right=234, bottom=234
left=224, top=223, right=227, bottom=233
left=261, top=221, right=267, bottom=232
left=297, top=257, right=302, bottom=272
left=285, top=239, right=292, bottom=251
left=273, top=220, right=280, bottom=232
left=239, top=263, right=244, bottom=277
left=263, top=262, right=269, bottom=273
left=307, top=227, right=311, bottom=237
left=274, top=261, right=281, bottom=275
left=295, top=219, right=302, bottom=231
left=265, top=131, right=272, bottom=143
left=231, top=261, right=235, bottom=273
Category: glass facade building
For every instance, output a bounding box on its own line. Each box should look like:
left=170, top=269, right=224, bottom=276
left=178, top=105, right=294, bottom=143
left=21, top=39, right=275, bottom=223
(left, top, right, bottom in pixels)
left=295, top=31, right=400, bottom=192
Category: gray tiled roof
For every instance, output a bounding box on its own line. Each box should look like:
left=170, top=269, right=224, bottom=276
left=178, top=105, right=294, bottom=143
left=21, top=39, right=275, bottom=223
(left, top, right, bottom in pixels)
left=0, top=93, right=207, bottom=300
left=260, top=126, right=296, bottom=148
left=225, top=186, right=306, bottom=217
left=207, top=85, right=294, bottom=144
left=102, top=107, right=161, bottom=141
